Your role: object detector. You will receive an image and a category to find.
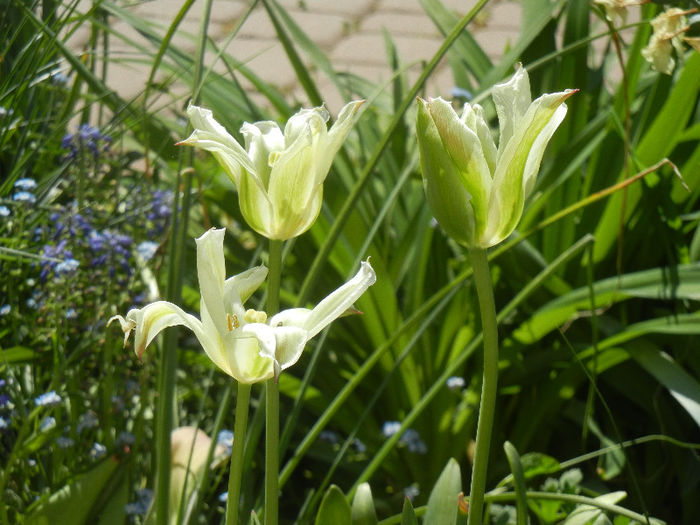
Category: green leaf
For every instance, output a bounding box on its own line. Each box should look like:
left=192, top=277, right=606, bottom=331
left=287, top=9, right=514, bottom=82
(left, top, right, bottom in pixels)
left=563, top=491, right=626, bottom=525
left=514, top=264, right=700, bottom=343
left=400, top=497, right=418, bottom=525
left=96, top=478, right=127, bottom=525
left=504, top=442, right=529, bottom=525
left=26, top=458, right=121, bottom=525
left=424, top=458, right=462, bottom=525
left=519, top=453, right=562, bottom=479
left=630, top=341, right=700, bottom=428
left=351, top=483, right=378, bottom=525
left=0, top=346, right=36, bottom=363
left=316, top=485, right=352, bottom=525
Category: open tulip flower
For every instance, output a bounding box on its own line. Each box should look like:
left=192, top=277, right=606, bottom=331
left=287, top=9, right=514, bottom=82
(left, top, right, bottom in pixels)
left=417, top=65, right=575, bottom=248
left=109, top=228, right=376, bottom=382
left=178, top=101, right=364, bottom=241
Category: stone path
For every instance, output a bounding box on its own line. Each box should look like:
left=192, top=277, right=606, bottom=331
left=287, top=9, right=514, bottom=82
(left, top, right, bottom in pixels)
left=73, top=0, right=523, bottom=113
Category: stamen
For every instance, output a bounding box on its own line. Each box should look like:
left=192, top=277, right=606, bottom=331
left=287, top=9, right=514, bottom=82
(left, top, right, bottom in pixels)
left=227, top=313, right=240, bottom=331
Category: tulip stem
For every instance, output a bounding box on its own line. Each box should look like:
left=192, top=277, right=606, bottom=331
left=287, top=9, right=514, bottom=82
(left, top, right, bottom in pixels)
left=467, top=246, right=499, bottom=525
left=226, top=382, right=251, bottom=525
left=265, top=239, right=283, bottom=525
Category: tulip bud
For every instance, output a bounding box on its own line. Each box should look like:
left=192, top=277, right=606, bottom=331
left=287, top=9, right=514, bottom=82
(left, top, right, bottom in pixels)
left=416, top=65, right=575, bottom=248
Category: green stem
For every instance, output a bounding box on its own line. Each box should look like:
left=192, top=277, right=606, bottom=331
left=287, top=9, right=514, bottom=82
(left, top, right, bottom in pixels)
left=467, top=247, right=499, bottom=525
left=265, top=239, right=283, bottom=525
left=226, top=383, right=252, bottom=525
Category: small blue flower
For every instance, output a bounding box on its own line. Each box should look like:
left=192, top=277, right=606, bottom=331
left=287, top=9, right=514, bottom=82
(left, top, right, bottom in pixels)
left=382, top=421, right=402, bottom=438
left=65, top=308, right=78, bottom=320
left=56, top=436, right=75, bottom=448
left=353, top=438, right=367, bottom=454
left=403, top=485, right=420, bottom=501
left=0, top=416, right=8, bottom=430
left=77, top=412, right=99, bottom=432
left=446, top=376, right=465, bottom=391
left=116, top=431, right=135, bottom=446
left=35, top=391, right=62, bottom=407
left=26, top=297, right=38, bottom=309
left=55, top=258, right=80, bottom=276
left=89, top=442, right=107, bottom=460
left=51, top=71, right=70, bottom=85
left=13, top=191, right=36, bottom=204
left=0, top=305, right=10, bottom=315
left=400, top=429, right=427, bottom=454
left=218, top=492, right=228, bottom=503
left=125, top=488, right=153, bottom=515
left=451, top=86, right=474, bottom=100
left=0, top=206, right=10, bottom=217
left=217, top=429, right=234, bottom=454
left=40, top=416, right=56, bottom=432
left=319, top=430, right=339, bottom=445
left=14, top=178, right=37, bottom=191
left=0, top=394, right=10, bottom=408
left=27, top=458, right=37, bottom=468
left=136, top=241, right=159, bottom=262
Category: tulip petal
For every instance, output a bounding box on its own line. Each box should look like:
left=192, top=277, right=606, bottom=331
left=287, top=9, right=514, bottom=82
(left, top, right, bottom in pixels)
left=284, top=106, right=329, bottom=146
left=221, top=327, right=274, bottom=383
left=224, top=265, right=268, bottom=306
left=301, top=260, right=376, bottom=339
left=492, top=65, right=532, bottom=159
left=274, top=326, right=308, bottom=372
left=112, top=301, right=218, bottom=365
left=461, top=103, right=497, bottom=175
left=196, top=228, right=229, bottom=337
left=180, top=104, right=257, bottom=184
left=417, top=98, right=477, bottom=246
left=426, top=98, right=492, bottom=240
left=326, top=100, right=364, bottom=168
left=267, top=125, right=321, bottom=239
left=484, top=90, right=572, bottom=247
left=241, top=121, right=284, bottom=188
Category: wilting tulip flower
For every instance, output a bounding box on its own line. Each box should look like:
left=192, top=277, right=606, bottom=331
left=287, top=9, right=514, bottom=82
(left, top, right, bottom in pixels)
left=642, top=8, right=695, bottom=74
left=109, top=228, right=375, bottom=382
left=178, top=101, right=363, bottom=241
left=416, top=65, right=575, bottom=248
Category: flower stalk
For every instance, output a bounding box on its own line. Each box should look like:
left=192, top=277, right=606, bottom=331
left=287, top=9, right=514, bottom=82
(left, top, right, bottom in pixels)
left=265, top=240, right=282, bottom=525
left=466, top=246, right=499, bottom=525
left=225, top=382, right=251, bottom=525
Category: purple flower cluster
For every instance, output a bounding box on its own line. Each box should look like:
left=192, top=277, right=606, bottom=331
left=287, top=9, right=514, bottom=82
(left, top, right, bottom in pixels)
left=39, top=204, right=137, bottom=281
left=61, top=124, right=112, bottom=161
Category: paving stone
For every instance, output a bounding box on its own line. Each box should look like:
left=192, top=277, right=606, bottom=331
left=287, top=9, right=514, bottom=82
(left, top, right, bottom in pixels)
left=360, top=12, right=442, bottom=37
left=225, top=38, right=300, bottom=89
left=377, top=0, right=425, bottom=15
left=474, top=27, right=518, bottom=60
left=277, top=0, right=376, bottom=17
left=62, top=0, right=523, bottom=109
left=286, top=10, right=350, bottom=47
left=235, top=8, right=279, bottom=39
left=331, top=33, right=444, bottom=67
left=236, top=7, right=348, bottom=48
left=485, top=1, right=522, bottom=30
left=131, top=0, right=203, bottom=18
left=207, top=0, right=250, bottom=24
